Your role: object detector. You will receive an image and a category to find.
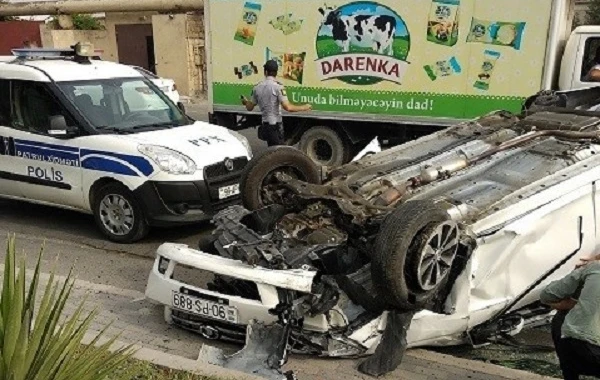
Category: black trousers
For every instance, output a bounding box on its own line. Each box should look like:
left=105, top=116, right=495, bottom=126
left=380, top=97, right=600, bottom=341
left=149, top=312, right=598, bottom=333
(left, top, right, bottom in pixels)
left=258, top=122, right=284, bottom=147
left=552, top=310, right=600, bottom=379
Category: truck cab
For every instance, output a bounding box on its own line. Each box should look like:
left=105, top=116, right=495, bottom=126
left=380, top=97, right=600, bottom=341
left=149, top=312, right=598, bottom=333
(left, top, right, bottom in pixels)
left=560, top=26, right=600, bottom=91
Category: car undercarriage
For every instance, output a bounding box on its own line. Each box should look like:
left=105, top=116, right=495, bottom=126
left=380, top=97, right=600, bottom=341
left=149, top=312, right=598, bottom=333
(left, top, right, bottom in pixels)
left=146, top=87, right=600, bottom=379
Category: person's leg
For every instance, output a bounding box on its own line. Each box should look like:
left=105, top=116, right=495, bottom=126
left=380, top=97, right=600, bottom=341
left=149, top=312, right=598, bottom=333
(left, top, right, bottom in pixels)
left=575, top=340, right=600, bottom=378
left=264, top=124, right=284, bottom=146
left=552, top=312, right=581, bottom=380
left=556, top=338, right=581, bottom=380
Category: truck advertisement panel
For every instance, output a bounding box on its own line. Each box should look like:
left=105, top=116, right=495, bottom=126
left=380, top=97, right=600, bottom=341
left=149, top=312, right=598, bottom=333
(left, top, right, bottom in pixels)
left=209, top=0, right=553, bottom=120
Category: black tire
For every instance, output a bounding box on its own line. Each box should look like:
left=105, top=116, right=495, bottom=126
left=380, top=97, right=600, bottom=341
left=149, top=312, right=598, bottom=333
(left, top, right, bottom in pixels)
left=371, top=200, right=458, bottom=310
left=299, top=126, right=351, bottom=167
left=92, top=182, right=149, bottom=243
left=240, top=146, right=321, bottom=210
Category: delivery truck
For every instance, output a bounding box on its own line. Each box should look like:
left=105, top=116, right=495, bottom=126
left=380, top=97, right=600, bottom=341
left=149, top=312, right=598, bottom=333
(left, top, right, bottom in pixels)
left=206, top=0, right=599, bottom=167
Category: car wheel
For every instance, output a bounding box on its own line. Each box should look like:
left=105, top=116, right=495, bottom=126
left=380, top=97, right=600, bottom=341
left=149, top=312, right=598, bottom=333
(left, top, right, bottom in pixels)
left=92, top=183, right=149, bottom=243
left=299, top=126, right=351, bottom=168
left=240, top=146, right=321, bottom=210
left=371, top=200, right=460, bottom=310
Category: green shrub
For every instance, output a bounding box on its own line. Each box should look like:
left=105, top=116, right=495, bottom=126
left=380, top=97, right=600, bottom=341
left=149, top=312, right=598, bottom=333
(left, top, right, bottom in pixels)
left=48, top=14, right=104, bottom=30
left=71, top=14, right=104, bottom=31
left=0, top=235, right=133, bottom=380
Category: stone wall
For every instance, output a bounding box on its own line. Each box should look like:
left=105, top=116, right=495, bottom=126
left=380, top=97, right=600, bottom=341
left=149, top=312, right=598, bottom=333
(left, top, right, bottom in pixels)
left=186, top=13, right=206, bottom=97
left=40, top=24, right=112, bottom=57
left=152, top=12, right=206, bottom=98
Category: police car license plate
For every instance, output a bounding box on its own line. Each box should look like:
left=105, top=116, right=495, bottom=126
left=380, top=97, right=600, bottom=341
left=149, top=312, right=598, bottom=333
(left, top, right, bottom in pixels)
left=172, top=291, right=238, bottom=323
left=218, top=184, right=240, bottom=199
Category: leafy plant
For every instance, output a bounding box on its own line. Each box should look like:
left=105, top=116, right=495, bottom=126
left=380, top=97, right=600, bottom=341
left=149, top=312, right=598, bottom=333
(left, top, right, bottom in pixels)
left=0, top=235, right=134, bottom=380
left=48, top=14, right=104, bottom=31
left=71, top=14, right=104, bottom=31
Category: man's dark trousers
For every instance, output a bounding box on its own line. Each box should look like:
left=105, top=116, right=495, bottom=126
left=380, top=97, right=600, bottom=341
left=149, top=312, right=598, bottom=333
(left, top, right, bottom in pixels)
left=552, top=310, right=600, bottom=379
left=259, top=122, right=284, bottom=146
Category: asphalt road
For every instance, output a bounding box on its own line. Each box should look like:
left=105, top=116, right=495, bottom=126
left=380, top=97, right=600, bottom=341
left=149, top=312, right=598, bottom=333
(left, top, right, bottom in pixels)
left=0, top=103, right=263, bottom=260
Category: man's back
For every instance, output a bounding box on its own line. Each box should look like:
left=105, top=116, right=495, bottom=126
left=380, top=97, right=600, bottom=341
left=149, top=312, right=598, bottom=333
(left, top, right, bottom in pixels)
left=252, top=77, right=286, bottom=125
left=541, top=262, right=600, bottom=346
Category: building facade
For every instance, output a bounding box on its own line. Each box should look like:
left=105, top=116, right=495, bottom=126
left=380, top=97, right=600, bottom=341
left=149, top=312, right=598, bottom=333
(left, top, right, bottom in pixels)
left=40, top=11, right=206, bottom=98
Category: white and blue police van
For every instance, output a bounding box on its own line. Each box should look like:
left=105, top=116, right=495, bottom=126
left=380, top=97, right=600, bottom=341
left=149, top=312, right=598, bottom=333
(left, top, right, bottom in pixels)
left=0, top=43, right=252, bottom=243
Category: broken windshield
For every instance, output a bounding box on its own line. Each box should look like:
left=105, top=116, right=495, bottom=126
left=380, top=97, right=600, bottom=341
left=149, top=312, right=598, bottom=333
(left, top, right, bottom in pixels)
left=58, top=77, right=190, bottom=133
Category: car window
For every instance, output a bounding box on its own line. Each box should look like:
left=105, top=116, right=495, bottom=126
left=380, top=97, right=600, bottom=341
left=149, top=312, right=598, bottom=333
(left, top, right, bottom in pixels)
left=581, top=37, right=600, bottom=82
left=58, top=78, right=188, bottom=133
left=73, top=84, right=104, bottom=106
left=0, top=79, right=10, bottom=126
left=10, top=81, right=76, bottom=135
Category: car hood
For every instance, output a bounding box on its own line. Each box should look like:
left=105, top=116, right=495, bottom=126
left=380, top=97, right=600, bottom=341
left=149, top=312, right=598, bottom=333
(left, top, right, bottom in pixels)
left=123, top=121, right=250, bottom=167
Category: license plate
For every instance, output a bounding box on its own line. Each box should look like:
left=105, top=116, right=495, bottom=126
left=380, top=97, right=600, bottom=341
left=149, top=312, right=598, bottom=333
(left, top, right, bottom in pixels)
left=172, top=291, right=238, bottom=323
left=218, top=183, right=240, bottom=199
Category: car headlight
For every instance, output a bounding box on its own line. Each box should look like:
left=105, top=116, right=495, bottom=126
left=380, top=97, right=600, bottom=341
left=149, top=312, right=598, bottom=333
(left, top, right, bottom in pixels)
left=138, top=144, right=197, bottom=175
left=228, top=130, right=253, bottom=159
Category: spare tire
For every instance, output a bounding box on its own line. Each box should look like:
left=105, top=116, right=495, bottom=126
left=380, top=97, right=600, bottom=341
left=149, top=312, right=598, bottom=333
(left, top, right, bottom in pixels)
left=371, top=200, right=460, bottom=310
left=240, top=146, right=321, bottom=210
left=299, top=126, right=351, bottom=168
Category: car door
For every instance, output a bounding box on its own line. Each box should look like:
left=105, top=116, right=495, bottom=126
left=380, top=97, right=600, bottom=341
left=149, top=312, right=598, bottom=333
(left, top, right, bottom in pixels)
left=8, top=80, right=84, bottom=209
left=0, top=79, right=22, bottom=197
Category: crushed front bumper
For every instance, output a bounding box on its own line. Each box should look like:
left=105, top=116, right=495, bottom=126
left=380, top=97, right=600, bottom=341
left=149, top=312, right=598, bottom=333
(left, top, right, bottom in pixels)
left=145, top=243, right=388, bottom=355
left=145, top=243, right=315, bottom=335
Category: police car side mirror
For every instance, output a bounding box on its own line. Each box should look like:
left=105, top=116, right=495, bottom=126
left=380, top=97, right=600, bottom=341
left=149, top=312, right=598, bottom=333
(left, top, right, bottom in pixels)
left=177, top=102, right=186, bottom=114
left=48, top=115, right=69, bottom=137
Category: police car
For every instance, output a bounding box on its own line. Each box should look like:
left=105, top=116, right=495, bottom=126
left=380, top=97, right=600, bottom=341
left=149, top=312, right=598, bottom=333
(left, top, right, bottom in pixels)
left=0, top=43, right=252, bottom=243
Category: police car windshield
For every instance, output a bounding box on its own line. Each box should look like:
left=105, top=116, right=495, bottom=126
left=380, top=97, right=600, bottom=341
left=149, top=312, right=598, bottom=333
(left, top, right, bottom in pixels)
left=57, top=77, right=189, bottom=133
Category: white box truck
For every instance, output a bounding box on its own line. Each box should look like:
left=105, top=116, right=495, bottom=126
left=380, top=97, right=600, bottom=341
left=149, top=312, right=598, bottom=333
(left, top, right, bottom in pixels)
left=206, top=0, right=599, bottom=166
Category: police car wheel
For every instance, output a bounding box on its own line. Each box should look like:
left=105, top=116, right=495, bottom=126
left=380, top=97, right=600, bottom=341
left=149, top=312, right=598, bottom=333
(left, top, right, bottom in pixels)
left=93, top=183, right=149, bottom=243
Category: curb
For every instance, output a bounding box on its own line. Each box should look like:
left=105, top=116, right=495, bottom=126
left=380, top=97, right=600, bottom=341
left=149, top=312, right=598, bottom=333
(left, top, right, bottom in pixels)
left=81, top=328, right=560, bottom=380
left=408, top=349, right=559, bottom=380
left=81, top=331, right=264, bottom=380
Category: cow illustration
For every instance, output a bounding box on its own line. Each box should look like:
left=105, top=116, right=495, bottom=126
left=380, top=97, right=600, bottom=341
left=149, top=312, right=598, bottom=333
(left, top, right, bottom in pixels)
left=318, top=5, right=397, bottom=56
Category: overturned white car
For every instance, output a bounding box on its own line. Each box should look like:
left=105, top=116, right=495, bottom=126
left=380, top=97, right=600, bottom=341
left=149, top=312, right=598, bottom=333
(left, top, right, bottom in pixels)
left=146, top=88, right=600, bottom=379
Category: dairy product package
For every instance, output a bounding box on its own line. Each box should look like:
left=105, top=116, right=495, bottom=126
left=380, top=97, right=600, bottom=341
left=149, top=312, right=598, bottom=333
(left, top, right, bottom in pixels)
left=467, top=17, right=526, bottom=50
left=266, top=48, right=306, bottom=84
left=424, top=56, right=462, bottom=80
left=270, top=13, right=304, bottom=35
left=234, top=1, right=262, bottom=46
left=427, top=0, right=460, bottom=46
left=474, top=50, right=501, bottom=90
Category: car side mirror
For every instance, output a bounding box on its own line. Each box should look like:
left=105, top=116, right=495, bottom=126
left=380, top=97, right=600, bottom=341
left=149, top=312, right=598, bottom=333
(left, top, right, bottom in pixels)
left=48, top=115, right=69, bottom=136
left=177, top=102, right=186, bottom=114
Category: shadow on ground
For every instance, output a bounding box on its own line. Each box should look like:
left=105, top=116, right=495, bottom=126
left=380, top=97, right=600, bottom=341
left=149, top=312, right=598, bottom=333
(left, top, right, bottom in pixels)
left=0, top=199, right=212, bottom=257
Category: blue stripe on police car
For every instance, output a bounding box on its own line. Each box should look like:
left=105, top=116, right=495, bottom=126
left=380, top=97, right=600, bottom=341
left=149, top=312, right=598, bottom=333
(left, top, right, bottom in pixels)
left=4, top=138, right=155, bottom=178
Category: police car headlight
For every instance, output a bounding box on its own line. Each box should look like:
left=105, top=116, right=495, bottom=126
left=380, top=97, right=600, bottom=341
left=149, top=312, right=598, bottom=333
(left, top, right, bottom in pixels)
left=227, top=130, right=253, bottom=159
left=138, top=144, right=197, bottom=175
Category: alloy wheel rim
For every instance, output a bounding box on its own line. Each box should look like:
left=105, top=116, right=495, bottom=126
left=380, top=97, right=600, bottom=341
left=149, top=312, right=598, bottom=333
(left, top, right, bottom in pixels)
left=99, top=194, right=135, bottom=236
left=416, top=221, right=460, bottom=291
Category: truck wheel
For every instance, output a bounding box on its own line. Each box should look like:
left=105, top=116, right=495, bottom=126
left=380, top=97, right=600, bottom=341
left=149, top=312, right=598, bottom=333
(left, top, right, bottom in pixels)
left=92, top=183, right=149, bottom=243
left=371, top=200, right=459, bottom=310
left=299, top=126, right=351, bottom=167
left=240, top=146, right=321, bottom=210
